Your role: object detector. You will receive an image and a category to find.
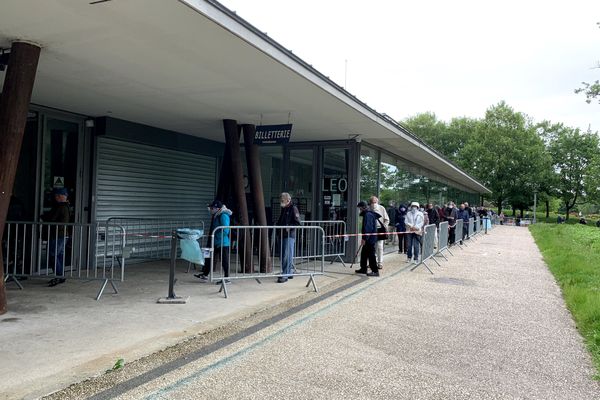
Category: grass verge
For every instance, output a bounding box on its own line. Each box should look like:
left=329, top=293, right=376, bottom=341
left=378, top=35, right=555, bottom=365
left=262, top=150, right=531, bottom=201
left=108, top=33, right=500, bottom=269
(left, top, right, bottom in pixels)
left=529, top=223, right=600, bottom=379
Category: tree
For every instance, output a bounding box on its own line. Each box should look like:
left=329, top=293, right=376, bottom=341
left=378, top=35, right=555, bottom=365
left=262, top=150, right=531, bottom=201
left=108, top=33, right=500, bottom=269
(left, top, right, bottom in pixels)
left=574, top=22, right=600, bottom=104
left=459, top=102, right=550, bottom=215
left=546, top=126, right=600, bottom=219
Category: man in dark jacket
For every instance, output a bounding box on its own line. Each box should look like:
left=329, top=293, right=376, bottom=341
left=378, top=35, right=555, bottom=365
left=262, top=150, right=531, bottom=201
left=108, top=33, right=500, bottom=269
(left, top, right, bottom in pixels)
left=276, top=192, right=301, bottom=283
left=445, top=202, right=458, bottom=245
left=396, top=204, right=408, bottom=254
left=355, top=201, right=380, bottom=277
left=426, top=203, right=439, bottom=227
left=42, top=188, right=71, bottom=287
left=457, top=203, right=470, bottom=243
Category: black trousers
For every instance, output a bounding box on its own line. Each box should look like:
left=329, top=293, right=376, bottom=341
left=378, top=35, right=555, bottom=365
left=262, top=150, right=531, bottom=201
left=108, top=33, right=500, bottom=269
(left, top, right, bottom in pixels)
left=448, top=227, right=456, bottom=245
left=202, top=247, right=230, bottom=277
left=398, top=232, right=407, bottom=253
left=360, top=241, right=378, bottom=272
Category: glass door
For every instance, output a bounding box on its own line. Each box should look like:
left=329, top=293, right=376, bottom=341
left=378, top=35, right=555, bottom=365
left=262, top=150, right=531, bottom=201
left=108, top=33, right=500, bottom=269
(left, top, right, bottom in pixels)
left=285, top=148, right=315, bottom=221
left=40, top=117, right=84, bottom=222
left=321, top=147, right=350, bottom=222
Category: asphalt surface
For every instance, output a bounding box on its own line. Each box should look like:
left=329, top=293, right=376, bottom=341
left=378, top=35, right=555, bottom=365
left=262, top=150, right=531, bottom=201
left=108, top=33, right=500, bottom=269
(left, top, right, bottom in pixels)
left=46, top=226, right=600, bottom=399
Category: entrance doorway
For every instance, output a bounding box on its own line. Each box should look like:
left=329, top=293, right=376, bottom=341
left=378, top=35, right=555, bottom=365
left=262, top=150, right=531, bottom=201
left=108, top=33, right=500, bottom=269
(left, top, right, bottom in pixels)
left=40, top=116, right=85, bottom=223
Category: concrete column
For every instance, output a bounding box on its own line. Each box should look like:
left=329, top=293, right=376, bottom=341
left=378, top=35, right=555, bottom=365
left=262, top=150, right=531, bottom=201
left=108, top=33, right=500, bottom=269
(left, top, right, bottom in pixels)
left=223, top=119, right=252, bottom=273
left=0, top=41, right=41, bottom=315
left=242, top=124, right=272, bottom=273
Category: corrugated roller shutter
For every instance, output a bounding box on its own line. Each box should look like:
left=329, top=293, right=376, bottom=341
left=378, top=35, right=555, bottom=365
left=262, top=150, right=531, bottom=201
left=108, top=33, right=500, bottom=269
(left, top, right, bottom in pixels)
left=95, top=138, right=216, bottom=222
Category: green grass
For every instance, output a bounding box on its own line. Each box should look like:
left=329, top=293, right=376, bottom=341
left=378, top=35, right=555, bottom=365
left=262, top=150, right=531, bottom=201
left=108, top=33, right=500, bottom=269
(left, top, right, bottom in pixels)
left=529, top=223, right=600, bottom=378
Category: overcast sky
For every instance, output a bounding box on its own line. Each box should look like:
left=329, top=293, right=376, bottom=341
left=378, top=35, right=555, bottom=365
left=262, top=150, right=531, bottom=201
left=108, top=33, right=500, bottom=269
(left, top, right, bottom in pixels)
left=221, top=0, right=600, bottom=132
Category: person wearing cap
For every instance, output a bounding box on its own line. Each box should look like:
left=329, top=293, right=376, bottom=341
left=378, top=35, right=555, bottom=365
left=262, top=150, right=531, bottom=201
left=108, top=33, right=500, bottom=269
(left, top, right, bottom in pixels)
left=405, top=201, right=424, bottom=264
left=276, top=193, right=301, bottom=283
left=356, top=201, right=380, bottom=277
left=41, top=187, right=71, bottom=287
left=195, top=200, right=232, bottom=284
left=368, top=196, right=389, bottom=269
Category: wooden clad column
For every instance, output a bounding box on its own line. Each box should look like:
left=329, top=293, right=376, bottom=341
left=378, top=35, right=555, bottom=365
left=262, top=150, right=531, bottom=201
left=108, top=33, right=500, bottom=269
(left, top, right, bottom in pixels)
left=223, top=119, right=252, bottom=273
left=0, top=41, right=41, bottom=315
left=242, top=124, right=272, bottom=273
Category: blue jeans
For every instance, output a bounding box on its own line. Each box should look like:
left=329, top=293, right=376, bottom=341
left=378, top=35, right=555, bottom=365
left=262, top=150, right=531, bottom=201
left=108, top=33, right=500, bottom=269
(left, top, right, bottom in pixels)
left=49, top=238, right=65, bottom=276
left=406, top=233, right=421, bottom=260
left=281, top=237, right=295, bottom=276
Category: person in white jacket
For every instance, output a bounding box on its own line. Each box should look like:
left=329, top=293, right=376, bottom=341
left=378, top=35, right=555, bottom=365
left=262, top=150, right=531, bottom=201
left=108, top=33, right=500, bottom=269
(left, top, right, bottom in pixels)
left=404, top=201, right=425, bottom=263
left=369, top=196, right=389, bottom=268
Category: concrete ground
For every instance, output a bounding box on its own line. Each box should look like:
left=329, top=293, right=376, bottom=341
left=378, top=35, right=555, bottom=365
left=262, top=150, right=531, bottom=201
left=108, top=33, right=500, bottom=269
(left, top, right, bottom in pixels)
left=38, top=225, right=600, bottom=400
left=5, top=226, right=600, bottom=399
left=0, top=258, right=351, bottom=400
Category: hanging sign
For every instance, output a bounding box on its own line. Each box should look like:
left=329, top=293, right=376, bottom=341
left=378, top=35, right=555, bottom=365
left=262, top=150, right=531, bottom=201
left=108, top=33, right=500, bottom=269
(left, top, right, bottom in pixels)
left=254, top=124, right=293, bottom=145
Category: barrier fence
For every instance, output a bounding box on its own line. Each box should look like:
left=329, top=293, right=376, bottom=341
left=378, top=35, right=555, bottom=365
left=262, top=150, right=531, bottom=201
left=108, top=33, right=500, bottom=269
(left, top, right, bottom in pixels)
left=468, top=217, right=475, bottom=241
left=105, top=217, right=205, bottom=262
left=205, top=225, right=325, bottom=298
left=2, top=221, right=125, bottom=300
left=301, top=220, right=346, bottom=266
left=411, top=224, right=437, bottom=274
left=436, top=221, right=451, bottom=259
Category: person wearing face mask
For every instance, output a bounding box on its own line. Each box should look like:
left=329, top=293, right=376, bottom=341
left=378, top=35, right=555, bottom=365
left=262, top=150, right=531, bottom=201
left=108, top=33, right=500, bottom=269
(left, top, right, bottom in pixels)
left=276, top=192, right=301, bottom=283
left=195, top=200, right=232, bottom=283
left=396, top=204, right=408, bottom=254
left=405, top=202, right=424, bottom=264
left=355, top=201, right=380, bottom=276
left=445, top=202, right=458, bottom=245
left=457, top=203, right=470, bottom=244
left=368, top=196, right=389, bottom=269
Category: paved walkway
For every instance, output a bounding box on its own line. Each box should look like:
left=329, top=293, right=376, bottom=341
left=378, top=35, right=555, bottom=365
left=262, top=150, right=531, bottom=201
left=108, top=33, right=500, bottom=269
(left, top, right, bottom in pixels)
left=44, top=226, right=600, bottom=399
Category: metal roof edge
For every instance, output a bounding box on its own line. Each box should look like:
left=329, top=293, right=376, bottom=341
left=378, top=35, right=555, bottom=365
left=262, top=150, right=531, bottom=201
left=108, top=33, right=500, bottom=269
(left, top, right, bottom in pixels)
left=179, top=0, right=490, bottom=194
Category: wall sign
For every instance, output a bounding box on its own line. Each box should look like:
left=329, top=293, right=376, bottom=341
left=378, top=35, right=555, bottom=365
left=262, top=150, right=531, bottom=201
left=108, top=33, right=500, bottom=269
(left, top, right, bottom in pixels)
left=254, top=124, right=293, bottom=145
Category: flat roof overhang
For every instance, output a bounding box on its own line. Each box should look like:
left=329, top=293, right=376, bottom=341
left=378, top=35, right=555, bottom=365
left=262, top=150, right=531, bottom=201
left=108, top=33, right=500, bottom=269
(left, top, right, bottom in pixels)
left=0, top=0, right=490, bottom=194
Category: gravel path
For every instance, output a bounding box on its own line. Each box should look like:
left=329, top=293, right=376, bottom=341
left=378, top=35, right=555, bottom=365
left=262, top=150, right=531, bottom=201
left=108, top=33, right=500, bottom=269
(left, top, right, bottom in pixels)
left=47, top=226, right=600, bottom=399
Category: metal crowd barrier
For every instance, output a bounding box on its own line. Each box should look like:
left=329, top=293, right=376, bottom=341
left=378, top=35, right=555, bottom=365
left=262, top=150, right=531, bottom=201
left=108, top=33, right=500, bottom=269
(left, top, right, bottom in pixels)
left=2, top=221, right=125, bottom=300
left=474, top=216, right=482, bottom=237
left=208, top=225, right=325, bottom=298
left=301, top=220, right=346, bottom=266
left=105, top=217, right=205, bottom=263
left=453, top=219, right=464, bottom=248
left=435, top=221, right=452, bottom=260
left=411, top=224, right=437, bottom=274
left=467, top=217, right=475, bottom=241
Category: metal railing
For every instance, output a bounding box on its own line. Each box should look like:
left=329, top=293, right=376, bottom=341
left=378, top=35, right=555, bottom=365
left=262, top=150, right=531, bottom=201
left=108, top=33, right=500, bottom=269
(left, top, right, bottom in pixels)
left=452, top=219, right=464, bottom=247
left=207, top=225, right=325, bottom=298
left=411, top=224, right=437, bottom=274
left=3, top=221, right=125, bottom=300
left=105, top=217, right=205, bottom=262
left=301, top=220, right=346, bottom=265
left=436, top=221, right=452, bottom=260
left=468, top=217, right=475, bottom=240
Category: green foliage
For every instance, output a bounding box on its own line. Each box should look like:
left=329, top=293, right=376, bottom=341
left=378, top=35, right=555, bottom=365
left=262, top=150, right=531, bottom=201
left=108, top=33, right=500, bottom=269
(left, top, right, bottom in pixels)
left=106, top=358, right=125, bottom=372
left=530, top=224, right=600, bottom=378
left=545, top=125, right=600, bottom=219
left=574, top=22, right=600, bottom=105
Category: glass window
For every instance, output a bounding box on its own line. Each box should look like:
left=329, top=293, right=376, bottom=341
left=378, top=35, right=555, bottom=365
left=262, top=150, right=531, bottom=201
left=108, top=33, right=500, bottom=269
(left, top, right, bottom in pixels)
left=287, top=149, right=314, bottom=221
left=360, top=146, right=378, bottom=202
left=322, top=148, right=349, bottom=222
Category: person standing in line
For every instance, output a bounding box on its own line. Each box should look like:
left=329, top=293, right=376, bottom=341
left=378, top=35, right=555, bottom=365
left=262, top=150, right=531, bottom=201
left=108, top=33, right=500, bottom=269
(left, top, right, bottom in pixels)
left=196, top=200, right=232, bottom=284
left=42, top=188, right=71, bottom=287
left=355, top=201, right=380, bottom=277
left=276, top=192, right=301, bottom=283
left=445, top=201, right=458, bottom=245
left=457, top=203, right=470, bottom=244
left=396, top=203, right=408, bottom=254
left=369, top=196, right=389, bottom=269
left=426, top=203, right=439, bottom=227
left=405, top=202, right=424, bottom=264
left=386, top=201, right=399, bottom=245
